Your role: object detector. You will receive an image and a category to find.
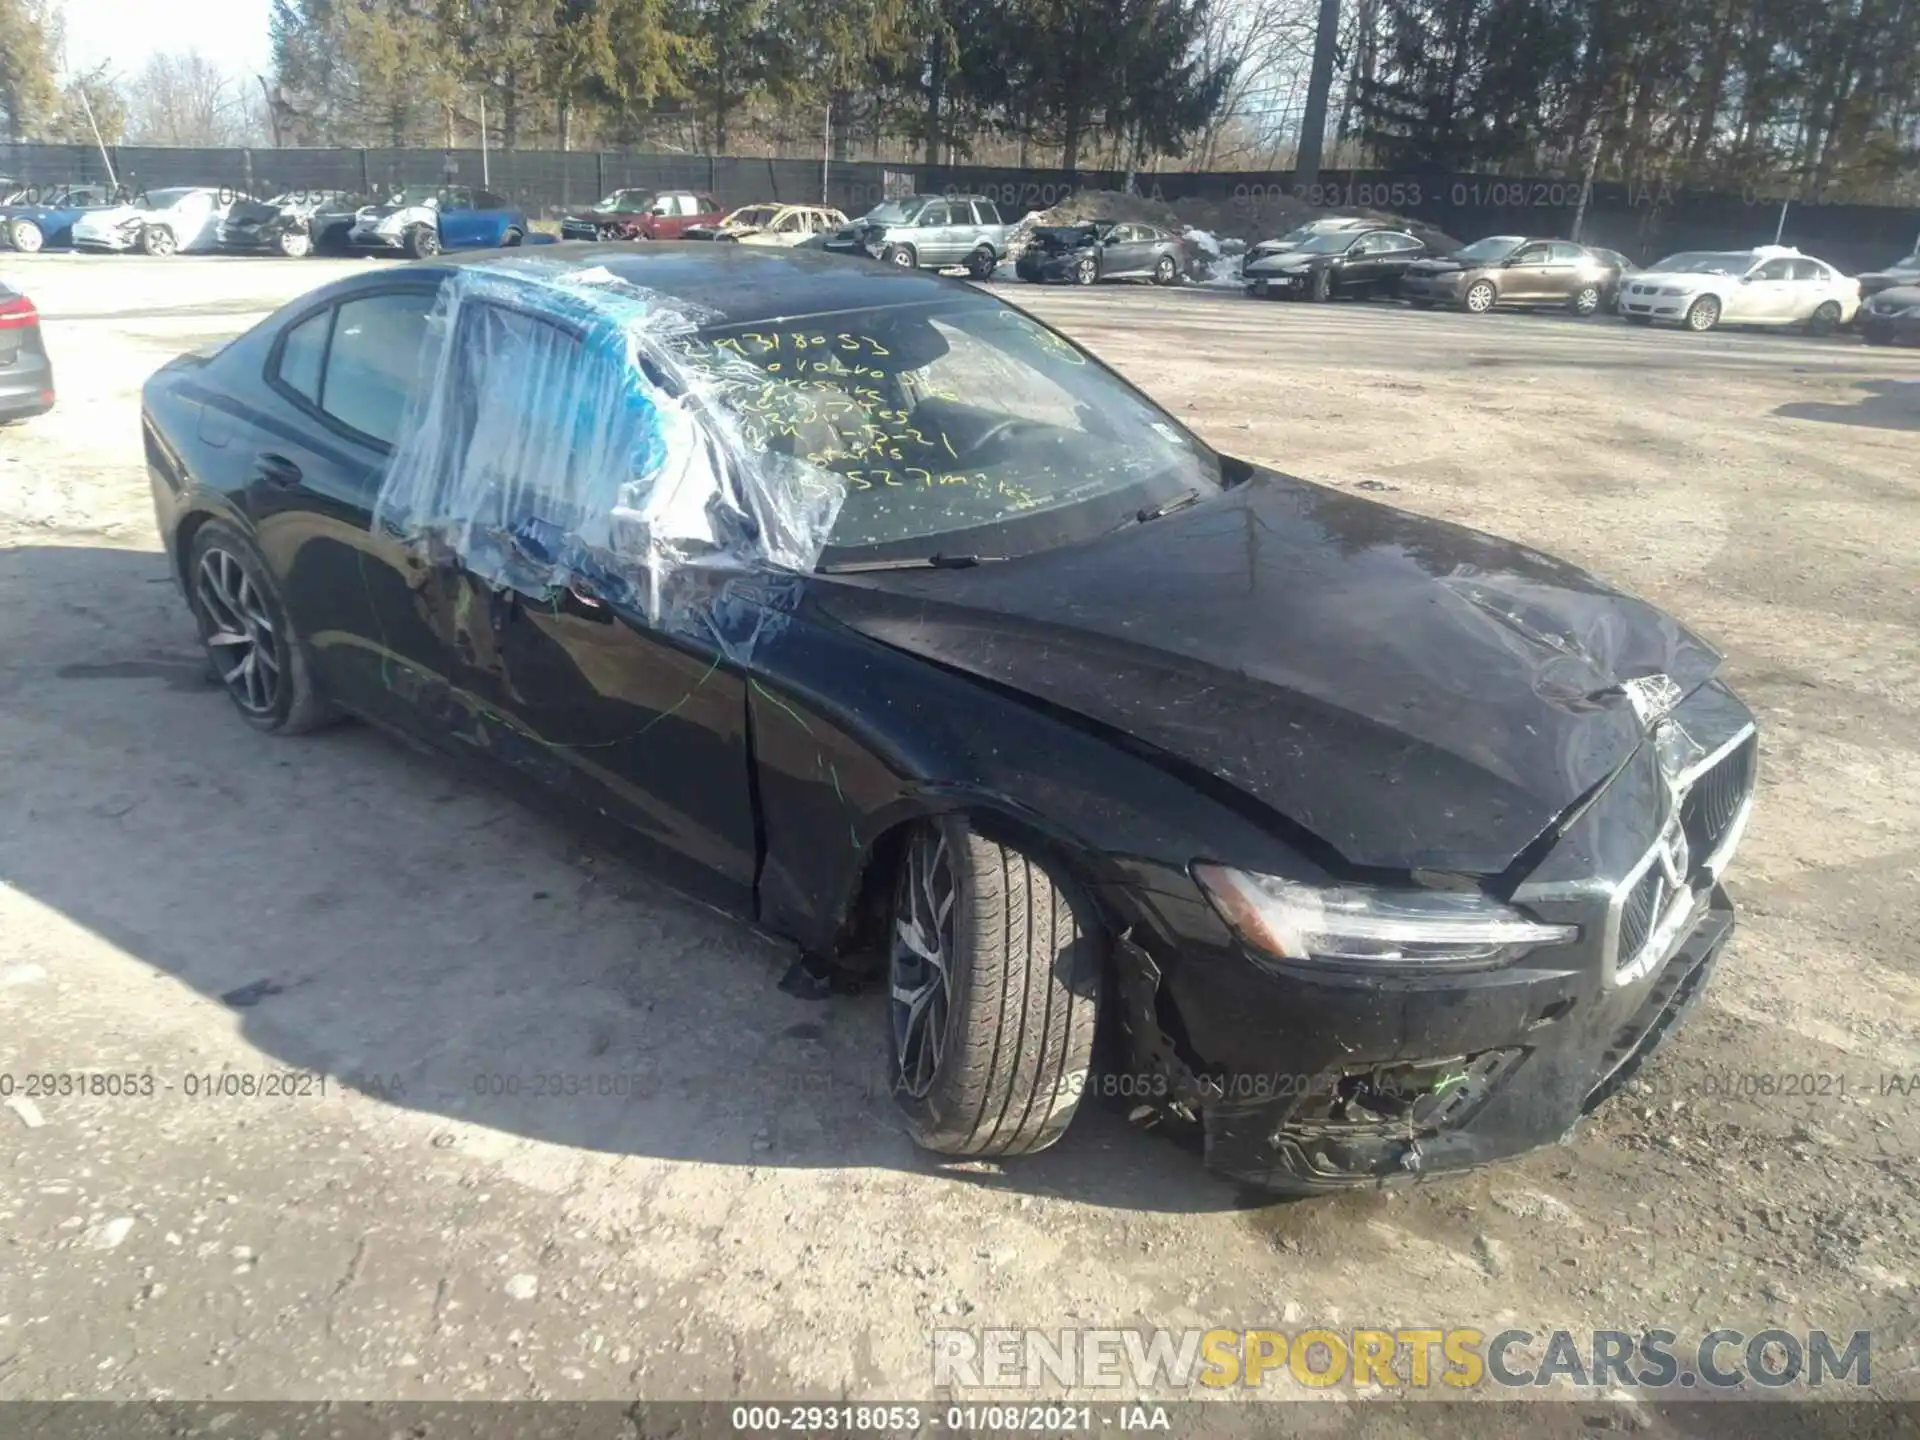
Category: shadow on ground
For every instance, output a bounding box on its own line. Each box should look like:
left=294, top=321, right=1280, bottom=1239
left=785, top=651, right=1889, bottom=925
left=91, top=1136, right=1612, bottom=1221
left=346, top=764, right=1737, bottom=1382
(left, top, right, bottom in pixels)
left=1774, top=378, right=1920, bottom=431
left=0, top=542, right=1261, bottom=1217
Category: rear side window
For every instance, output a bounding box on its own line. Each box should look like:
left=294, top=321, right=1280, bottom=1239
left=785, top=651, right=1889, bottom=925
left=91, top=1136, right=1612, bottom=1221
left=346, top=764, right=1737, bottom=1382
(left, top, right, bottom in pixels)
left=276, top=308, right=330, bottom=402
left=971, top=200, right=1001, bottom=225
left=317, top=291, right=438, bottom=446
left=1550, top=242, right=1588, bottom=262
left=1790, top=258, right=1829, bottom=281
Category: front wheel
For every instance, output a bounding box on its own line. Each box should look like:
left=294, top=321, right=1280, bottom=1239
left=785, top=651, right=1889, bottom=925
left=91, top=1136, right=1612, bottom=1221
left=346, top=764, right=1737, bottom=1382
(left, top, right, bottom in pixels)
left=1153, top=254, right=1177, bottom=286
left=888, top=817, right=1101, bottom=1158
left=404, top=224, right=441, bottom=258
left=276, top=229, right=312, bottom=258
left=140, top=225, right=177, bottom=256
left=1073, top=256, right=1098, bottom=285
left=1805, top=300, right=1841, bottom=337
left=1464, top=279, right=1497, bottom=313
left=1308, top=268, right=1332, bottom=302
left=1685, top=295, right=1721, bottom=332
left=8, top=219, right=44, bottom=253
left=881, top=243, right=916, bottom=269
left=186, top=521, right=333, bottom=735
left=1569, top=284, right=1602, bottom=316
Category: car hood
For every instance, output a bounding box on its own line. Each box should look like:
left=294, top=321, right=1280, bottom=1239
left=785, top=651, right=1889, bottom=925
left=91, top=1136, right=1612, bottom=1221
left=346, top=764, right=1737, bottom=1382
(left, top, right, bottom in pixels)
left=1861, top=262, right=1920, bottom=283
left=1867, top=284, right=1920, bottom=309
left=1405, top=257, right=1475, bottom=275
left=75, top=204, right=147, bottom=228
left=811, top=472, right=1720, bottom=874
left=1246, top=252, right=1319, bottom=274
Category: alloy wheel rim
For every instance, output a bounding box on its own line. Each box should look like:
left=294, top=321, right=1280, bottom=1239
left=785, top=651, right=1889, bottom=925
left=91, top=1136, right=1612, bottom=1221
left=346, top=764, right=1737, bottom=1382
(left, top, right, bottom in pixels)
left=14, top=222, right=42, bottom=253
left=282, top=233, right=311, bottom=257
left=1576, top=288, right=1598, bottom=314
left=890, top=828, right=957, bottom=1100
left=151, top=230, right=175, bottom=255
left=891, top=249, right=912, bottom=267
left=1690, top=300, right=1717, bottom=330
left=1077, top=259, right=1095, bottom=284
left=1468, top=284, right=1493, bottom=312
left=195, top=548, right=281, bottom=716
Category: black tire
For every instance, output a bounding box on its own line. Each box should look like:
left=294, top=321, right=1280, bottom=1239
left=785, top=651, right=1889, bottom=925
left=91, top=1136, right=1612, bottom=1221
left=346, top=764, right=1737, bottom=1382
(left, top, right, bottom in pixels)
left=881, top=243, right=916, bottom=269
left=1153, top=254, right=1177, bottom=286
left=1805, top=300, right=1841, bottom=337
left=1308, top=268, right=1332, bottom=302
left=140, top=225, right=177, bottom=257
left=1569, top=284, right=1602, bottom=316
left=1463, top=279, right=1497, bottom=313
left=1685, top=295, right=1720, bottom=332
left=1073, top=256, right=1098, bottom=286
left=964, top=245, right=996, bottom=280
left=501, top=227, right=523, bottom=248
left=185, top=521, right=333, bottom=736
left=888, top=816, right=1101, bottom=1158
left=404, top=224, right=441, bottom=259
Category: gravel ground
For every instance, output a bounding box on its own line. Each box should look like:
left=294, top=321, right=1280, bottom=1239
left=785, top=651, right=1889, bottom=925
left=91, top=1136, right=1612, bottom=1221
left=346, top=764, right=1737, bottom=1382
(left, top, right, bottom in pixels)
left=1, top=253, right=1918, bottom=1427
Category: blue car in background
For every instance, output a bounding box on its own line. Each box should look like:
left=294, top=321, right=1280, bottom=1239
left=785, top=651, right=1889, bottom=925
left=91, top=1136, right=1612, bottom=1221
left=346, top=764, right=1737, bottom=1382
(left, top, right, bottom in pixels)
left=0, top=184, right=120, bottom=253
left=346, top=185, right=530, bottom=257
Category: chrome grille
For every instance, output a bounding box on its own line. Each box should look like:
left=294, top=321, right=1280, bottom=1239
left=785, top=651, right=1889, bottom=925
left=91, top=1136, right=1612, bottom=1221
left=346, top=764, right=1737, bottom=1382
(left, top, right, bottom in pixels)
left=1618, top=867, right=1663, bottom=962
left=1682, top=733, right=1756, bottom=865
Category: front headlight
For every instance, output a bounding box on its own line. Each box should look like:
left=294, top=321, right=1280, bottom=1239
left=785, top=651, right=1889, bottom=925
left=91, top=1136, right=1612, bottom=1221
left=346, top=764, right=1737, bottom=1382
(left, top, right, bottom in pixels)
left=1194, top=864, right=1578, bottom=970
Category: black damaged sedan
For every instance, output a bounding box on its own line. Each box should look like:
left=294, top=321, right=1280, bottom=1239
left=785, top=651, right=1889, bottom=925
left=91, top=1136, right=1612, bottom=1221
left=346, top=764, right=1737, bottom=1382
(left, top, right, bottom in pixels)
left=141, top=245, right=1755, bottom=1193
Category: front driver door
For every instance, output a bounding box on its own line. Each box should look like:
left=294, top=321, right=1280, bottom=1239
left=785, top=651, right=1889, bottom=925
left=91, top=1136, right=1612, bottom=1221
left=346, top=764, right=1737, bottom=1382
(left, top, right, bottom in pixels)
left=421, top=295, right=760, bottom=912
left=1502, top=243, right=1556, bottom=300
left=1729, top=257, right=1795, bottom=322
left=436, top=189, right=482, bottom=248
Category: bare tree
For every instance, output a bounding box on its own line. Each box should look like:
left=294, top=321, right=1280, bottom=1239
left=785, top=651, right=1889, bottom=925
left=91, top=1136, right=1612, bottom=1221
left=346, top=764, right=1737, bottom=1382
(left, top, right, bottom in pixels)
left=124, top=49, right=264, bottom=146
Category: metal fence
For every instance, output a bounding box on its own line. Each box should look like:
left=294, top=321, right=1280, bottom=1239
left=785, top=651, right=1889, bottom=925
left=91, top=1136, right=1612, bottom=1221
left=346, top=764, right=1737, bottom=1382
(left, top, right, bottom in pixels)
left=5, top=142, right=1917, bottom=272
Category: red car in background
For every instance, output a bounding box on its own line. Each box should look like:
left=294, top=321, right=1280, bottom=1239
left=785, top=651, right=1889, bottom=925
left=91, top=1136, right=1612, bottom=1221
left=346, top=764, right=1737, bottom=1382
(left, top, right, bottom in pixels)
left=559, top=189, right=724, bottom=242
left=0, top=281, right=54, bottom=422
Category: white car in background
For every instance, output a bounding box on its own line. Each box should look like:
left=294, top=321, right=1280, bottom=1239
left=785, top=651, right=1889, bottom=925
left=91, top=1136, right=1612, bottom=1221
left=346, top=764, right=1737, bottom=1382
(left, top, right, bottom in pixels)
left=1618, top=245, right=1860, bottom=334
left=683, top=203, right=848, bottom=246
left=71, top=187, right=236, bottom=255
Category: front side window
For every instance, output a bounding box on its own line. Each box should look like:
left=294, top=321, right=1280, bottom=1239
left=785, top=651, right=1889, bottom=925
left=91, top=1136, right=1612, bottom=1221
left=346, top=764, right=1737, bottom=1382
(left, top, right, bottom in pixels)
left=1454, top=236, right=1526, bottom=263
left=319, top=291, right=439, bottom=446
left=1550, top=242, right=1588, bottom=262
left=672, top=293, right=1223, bottom=563
left=1751, top=258, right=1795, bottom=281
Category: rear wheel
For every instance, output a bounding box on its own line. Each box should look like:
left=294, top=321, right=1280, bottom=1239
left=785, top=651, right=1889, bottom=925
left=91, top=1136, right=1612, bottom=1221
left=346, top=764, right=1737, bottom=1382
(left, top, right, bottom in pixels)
left=1464, top=279, right=1497, bottom=313
left=185, top=521, right=333, bottom=735
left=888, top=817, right=1101, bottom=1158
left=8, top=219, right=43, bottom=253
left=140, top=225, right=177, bottom=257
left=1805, top=300, right=1841, bottom=337
left=1685, top=295, right=1721, bottom=332
left=1569, top=284, right=1602, bottom=316
left=404, top=224, right=441, bottom=258
left=500, top=227, right=523, bottom=248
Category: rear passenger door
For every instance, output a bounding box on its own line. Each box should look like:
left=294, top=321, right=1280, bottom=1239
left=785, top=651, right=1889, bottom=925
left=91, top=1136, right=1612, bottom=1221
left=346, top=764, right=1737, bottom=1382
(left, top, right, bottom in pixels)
left=242, top=282, right=462, bottom=739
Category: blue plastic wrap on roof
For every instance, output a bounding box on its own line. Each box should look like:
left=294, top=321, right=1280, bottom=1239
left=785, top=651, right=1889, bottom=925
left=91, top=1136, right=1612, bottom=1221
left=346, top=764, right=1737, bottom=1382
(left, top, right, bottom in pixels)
left=373, top=257, right=845, bottom=630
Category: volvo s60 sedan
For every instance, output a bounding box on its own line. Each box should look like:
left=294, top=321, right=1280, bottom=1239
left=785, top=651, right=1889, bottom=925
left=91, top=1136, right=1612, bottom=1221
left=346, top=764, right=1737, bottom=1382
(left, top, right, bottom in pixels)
left=140, top=244, right=1757, bottom=1193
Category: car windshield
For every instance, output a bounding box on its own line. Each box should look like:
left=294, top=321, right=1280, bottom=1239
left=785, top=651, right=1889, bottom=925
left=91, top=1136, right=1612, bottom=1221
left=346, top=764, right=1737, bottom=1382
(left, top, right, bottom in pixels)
left=863, top=199, right=929, bottom=226
left=1454, top=236, right=1526, bottom=262
left=728, top=206, right=779, bottom=227
left=1648, top=251, right=1751, bottom=275
left=139, top=188, right=197, bottom=208
left=670, top=292, right=1223, bottom=564
left=593, top=190, right=652, bottom=212
left=387, top=186, right=445, bottom=206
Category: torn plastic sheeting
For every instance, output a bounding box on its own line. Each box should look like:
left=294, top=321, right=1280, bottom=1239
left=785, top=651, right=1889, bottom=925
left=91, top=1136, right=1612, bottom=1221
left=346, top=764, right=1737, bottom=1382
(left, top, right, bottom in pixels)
left=373, top=257, right=846, bottom=635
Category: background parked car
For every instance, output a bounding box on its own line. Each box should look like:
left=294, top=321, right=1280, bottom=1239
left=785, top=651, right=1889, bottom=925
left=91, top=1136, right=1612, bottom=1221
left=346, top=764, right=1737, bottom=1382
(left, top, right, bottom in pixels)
left=0, top=183, right=118, bottom=252
left=348, top=186, right=528, bottom=257
left=72, top=186, right=238, bottom=255
left=1856, top=247, right=1920, bottom=298
left=1859, top=284, right=1920, bottom=346
left=218, top=191, right=361, bottom=257
left=1399, top=236, right=1622, bottom=315
left=682, top=203, right=846, bottom=245
left=1242, top=226, right=1428, bottom=301
left=0, top=281, right=54, bottom=421
left=1244, top=216, right=1373, bottom=266
left=559, top=189, right=723, bottom=241
left=1016, top=220, right=1185, bottom=286
left=1618, top=246, right=1859, bottom=333
left=823, top=194, right=1010, bottom=278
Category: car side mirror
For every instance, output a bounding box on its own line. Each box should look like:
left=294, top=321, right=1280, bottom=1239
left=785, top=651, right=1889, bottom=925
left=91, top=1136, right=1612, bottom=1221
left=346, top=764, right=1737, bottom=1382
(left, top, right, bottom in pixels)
left=1740, top=274, right=1754, bottom=284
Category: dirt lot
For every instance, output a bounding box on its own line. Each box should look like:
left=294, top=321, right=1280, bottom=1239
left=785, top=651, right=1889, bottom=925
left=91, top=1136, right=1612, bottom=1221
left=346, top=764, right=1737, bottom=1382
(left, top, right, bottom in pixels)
left=1, top=252, right=1918, bottom=1425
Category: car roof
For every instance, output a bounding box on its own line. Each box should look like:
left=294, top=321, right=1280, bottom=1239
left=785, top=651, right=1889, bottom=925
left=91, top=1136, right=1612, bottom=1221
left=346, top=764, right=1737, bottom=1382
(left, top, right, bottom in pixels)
left=418, top=242, right=970, bottom=327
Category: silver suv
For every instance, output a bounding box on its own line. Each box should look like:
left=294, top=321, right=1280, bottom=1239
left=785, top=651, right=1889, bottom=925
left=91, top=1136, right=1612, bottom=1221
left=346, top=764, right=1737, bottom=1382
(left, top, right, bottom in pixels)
left=824, top=194, right=1011, bottom=278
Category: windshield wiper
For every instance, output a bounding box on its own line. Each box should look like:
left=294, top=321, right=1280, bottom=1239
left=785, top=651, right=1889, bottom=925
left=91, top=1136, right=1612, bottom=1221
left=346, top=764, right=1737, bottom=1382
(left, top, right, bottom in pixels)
left=1107, top=487, right=1203, bottom=534
left=817, top=553, right=1005, bottom=574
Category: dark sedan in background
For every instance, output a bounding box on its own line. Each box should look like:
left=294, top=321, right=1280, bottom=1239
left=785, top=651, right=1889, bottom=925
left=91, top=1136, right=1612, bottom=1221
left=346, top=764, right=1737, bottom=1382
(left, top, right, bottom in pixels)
left=218, top=191, right=364, bottom=257
left=0, top=281, right=55, bottom=421
left=1401, top=236, right=1625, bottom=315
left=140, top=245, right=1755, bottom=1195
left=1857, top=248, right=1920, bottom=299
left=1860, top=285, right=1920, bottom=346
left=1015, top=219, right=1185, bottom=285
left=1242, top=226, right=1428, bottom=301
